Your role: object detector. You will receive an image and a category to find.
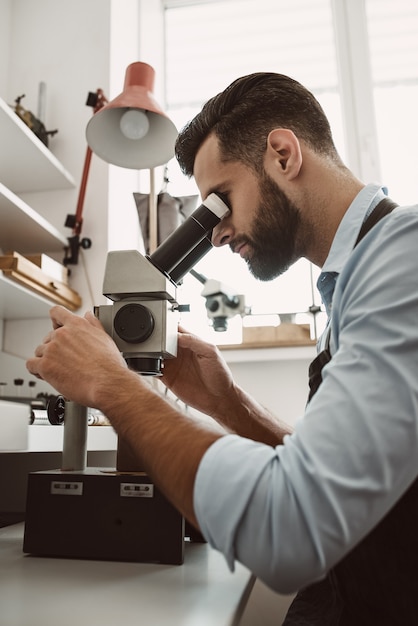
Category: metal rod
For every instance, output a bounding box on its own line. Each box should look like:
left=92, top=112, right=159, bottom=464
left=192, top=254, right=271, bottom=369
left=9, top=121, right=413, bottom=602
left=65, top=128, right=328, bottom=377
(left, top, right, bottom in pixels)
left=148, top=168, right=158, bottom=254
left=62, top=401, right=88, bottom=471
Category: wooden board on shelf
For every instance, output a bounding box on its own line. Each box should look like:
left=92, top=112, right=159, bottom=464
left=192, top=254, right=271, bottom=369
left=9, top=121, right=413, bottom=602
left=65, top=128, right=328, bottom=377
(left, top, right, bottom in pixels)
left=220, top=324, right=316, bottom=350
left=25, top=253, right=69, bottom=284
left=0, top=251, right=81, bottom=311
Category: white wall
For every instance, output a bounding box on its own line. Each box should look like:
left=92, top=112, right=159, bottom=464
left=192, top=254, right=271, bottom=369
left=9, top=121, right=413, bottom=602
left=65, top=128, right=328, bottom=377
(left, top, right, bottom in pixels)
left=0, top=0, right=11, bottom=90
left=227, top=356, right=311, bottom=425
left=5, top=0, right=112, bottom=310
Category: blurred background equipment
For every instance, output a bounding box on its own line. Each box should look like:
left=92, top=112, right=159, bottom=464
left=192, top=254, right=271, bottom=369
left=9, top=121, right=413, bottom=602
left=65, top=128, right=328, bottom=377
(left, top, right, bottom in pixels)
left=190, top=269, right=248, bottom=332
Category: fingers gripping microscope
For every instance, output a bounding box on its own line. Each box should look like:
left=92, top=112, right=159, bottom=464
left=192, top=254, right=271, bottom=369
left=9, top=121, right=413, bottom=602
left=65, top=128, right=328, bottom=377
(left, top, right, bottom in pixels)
left=23, top=193, right=230, bottom=565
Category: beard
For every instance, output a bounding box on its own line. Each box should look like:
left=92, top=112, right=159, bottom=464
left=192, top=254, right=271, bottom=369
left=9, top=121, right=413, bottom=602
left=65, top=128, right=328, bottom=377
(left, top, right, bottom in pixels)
left=233, top=173, right=302, bottom=281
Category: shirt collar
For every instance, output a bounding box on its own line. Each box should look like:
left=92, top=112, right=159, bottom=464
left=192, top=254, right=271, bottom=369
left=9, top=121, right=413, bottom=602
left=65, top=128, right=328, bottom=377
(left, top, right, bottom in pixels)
left=317, top=183, right=388, bottom=315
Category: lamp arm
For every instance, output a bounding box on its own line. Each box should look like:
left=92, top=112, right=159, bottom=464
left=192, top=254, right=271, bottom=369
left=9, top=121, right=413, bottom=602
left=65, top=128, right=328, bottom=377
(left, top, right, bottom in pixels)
left=72, top=145, right=93, bottom=237
left=63, top=89, right=108, bottom=266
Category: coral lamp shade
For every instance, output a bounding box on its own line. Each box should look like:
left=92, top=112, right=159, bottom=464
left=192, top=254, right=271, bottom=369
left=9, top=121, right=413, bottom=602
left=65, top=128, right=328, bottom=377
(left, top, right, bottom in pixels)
left=86, top=62, right=178, bottom=169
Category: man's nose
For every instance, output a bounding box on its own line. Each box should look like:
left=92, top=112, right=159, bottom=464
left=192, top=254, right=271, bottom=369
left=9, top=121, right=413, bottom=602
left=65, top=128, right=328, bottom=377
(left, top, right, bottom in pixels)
left=211, top=220, right=232, bottom=247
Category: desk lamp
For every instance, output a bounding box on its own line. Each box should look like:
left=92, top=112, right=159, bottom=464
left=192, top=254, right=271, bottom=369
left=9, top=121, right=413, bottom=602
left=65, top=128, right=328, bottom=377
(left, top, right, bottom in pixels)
left=86, top=61, right=178, bottom=252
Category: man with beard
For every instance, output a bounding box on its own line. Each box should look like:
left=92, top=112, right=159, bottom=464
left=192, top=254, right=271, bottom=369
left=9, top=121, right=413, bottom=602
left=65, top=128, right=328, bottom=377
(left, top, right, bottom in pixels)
left=27, top=73, right=418, bottom=623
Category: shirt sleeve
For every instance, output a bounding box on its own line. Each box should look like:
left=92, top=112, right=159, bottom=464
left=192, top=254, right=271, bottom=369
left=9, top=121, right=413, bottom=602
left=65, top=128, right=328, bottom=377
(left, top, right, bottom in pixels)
left=194, top=206, right=418, bottom=594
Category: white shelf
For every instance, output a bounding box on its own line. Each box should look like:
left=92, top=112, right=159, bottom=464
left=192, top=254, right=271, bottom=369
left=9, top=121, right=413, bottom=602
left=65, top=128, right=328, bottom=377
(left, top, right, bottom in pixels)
left=26, top=425, right=117, bottom=453
left=0, top=182, right=67, bottom=253
left=0, top=96, right=76, bottom=322
left=0, top=96, right=75, bottom=193
left=220, top=344, right=316, bottom=363
left=0, top=271, right=58, bottom=319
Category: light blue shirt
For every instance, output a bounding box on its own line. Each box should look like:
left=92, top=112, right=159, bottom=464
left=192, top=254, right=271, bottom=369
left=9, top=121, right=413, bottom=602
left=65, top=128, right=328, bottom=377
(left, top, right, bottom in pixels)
left=194, top=183, right=418, bottom=594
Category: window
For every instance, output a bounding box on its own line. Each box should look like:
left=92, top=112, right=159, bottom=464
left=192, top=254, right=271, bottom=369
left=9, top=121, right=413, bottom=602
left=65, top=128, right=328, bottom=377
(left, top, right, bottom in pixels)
left=163, top=0, right=339, bottom=341
left=366, top=0, right=418, bottom=205
left=161, top=0, right=418, bottom=343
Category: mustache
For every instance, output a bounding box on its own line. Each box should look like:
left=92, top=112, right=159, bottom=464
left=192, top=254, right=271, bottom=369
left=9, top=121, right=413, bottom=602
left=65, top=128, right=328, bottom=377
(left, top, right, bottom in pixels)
left=229, top=235, right=251, bottom=255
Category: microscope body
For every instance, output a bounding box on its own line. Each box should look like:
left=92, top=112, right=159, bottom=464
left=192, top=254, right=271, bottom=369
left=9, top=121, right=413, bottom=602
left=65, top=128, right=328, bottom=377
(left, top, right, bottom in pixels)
left=95, top=250, right=179, bottom=375
left=95, top=193, right=230, bottom=374
left=201, top=277, right=246, bottom=332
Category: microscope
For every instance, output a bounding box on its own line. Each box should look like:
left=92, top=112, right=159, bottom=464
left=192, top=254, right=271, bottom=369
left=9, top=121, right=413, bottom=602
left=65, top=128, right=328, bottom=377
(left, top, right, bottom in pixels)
left=23, top=193, right=230, bottom=565
left=94, top=192, right=229, bottom=373
left=190, top=269, right=247, bottom=332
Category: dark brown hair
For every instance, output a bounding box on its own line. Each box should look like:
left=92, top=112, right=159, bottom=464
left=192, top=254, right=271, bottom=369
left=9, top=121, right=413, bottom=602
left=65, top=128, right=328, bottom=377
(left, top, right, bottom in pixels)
left=175, top=72, right=340, bottom=177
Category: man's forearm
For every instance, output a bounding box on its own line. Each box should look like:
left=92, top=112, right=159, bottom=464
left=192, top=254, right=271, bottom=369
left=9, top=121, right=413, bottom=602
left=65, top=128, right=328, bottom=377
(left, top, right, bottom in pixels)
left=97, top=369, right=223, bottom=526
left=211, top=383, right=293, bottom=446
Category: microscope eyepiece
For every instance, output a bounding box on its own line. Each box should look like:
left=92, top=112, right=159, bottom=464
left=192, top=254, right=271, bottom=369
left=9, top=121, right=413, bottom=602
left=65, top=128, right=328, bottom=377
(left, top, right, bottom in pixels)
left=149, top=193, right=230, bottom=280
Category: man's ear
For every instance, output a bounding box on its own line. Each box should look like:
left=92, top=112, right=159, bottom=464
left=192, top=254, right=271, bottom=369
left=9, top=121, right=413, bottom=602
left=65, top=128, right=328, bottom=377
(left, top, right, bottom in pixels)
left=266, top=128, right=302, bottom=180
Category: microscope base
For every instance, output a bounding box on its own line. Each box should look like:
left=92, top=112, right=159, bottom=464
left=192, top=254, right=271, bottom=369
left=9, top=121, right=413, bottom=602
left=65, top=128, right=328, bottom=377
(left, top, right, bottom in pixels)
left=23, top=467, right=184, bottom=565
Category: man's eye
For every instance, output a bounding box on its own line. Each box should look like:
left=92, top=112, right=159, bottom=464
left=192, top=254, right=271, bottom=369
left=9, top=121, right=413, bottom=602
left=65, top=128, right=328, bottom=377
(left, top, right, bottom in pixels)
left=215, top=192, right=231, bottom=211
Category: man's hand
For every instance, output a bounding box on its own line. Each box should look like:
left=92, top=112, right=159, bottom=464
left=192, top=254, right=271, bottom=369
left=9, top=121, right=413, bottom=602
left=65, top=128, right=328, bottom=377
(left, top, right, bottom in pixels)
left=162, top=327, right=292, bottom=446
left=27, top=309, right=224, bottom=528
left=161, top=327, right=235, bottom=420
left=26, top=305, right=128, bottom=408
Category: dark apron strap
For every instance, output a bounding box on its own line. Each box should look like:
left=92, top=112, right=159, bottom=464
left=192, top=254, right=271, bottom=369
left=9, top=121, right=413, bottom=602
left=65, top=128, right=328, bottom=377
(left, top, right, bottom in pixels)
left=307, top=197, right=398, bottom=404
left=354, top=197, right=399, bottom=246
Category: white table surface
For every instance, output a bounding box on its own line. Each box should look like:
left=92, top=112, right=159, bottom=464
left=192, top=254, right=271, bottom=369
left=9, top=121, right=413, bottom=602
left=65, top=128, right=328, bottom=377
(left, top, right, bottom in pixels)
left=0, top=523, right=254, bottom=626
